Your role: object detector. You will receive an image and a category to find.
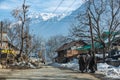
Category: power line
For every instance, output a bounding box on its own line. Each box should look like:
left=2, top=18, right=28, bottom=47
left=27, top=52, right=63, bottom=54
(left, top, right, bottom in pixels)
left=60, top=0, right=77, bottom=23
left=49, top=0, right=78, bottom=23
left=50, top=0, right=78, bottom=23
left=31, top=0, right=83, bottom=38
left=63, top=0, right=77, bottom=14
left=38, top=0, right=83, bottom=28
left=40, top=0, right=65, bottom=27
left=41, top=0, right=77, bottom=26
left=52, top=0, right=65, bottom=14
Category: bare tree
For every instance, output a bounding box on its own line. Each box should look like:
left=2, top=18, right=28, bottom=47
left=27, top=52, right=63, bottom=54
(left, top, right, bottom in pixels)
left=28, top=36, right=43, bottom=57
left=0, top=21, right=3, bottom=48
left=8, top=23, right=21, bottom=48
left=46, top=35, right=68, bottom=62
left=106, top=0, right=120, bottom=50
left=70, top=0, right=120, bottom=62
left=12, top=0, right=30, bottom=60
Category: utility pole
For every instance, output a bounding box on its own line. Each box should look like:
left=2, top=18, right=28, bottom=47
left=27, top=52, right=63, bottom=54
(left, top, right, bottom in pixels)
left=87, top=1, right=95, bottom=57
left=0, top=21, right=3, bottom=49
left=41, top=42, right=46, bottom=64
left=89, top=18, right=95, bottom=56
left=87, top=2, right=97, bottom=71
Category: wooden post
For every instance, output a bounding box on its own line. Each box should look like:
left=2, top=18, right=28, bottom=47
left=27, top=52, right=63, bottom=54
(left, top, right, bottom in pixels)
left=0, top=21, right=3, bottom=48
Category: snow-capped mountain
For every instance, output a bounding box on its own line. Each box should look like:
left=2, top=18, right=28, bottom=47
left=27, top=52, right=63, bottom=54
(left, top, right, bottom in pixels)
left=29, top=2, right=87, bottom=39
left=28, top=12, right=69, bottom=23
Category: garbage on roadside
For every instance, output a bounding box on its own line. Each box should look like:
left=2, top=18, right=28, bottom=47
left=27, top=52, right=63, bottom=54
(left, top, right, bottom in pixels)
left=7, top=60, right=43, bottom=69
left=10, top=61, right=36, bottom=69
left=0, top=51, right=44, bottom=69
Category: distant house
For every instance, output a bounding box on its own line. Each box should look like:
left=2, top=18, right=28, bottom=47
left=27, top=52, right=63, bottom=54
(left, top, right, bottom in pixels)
left=103, top=31, right=120, bottom=60
left=112, top=33, right=120, bottom=50
left=0, top=21, right=19, bottom=52
left=0, top=31, right=19, bottom=53
left=55, top=40, right=87, bottom=63
left=0, top=32, right=9, bottom=48
left=0, top=26, right=19, bottom=64
left=108, top=33, right=120, bottom=60
left=76, top=31, right=120, bottom=62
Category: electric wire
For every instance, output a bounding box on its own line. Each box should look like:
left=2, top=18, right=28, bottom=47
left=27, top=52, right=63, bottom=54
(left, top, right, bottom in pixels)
left=40, top=0, right=65, bottom=27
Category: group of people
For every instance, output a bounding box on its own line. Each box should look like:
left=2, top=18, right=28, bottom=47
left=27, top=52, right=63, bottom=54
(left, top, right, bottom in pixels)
left=78, top=52, right=97, bottom=73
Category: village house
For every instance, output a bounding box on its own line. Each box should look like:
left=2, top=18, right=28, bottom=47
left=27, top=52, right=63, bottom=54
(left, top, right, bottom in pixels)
left=109, top=33, right=120, bottom=60
left=75, top=31, right=120, bottom=63
left=101, top=31, right=120, bottom=61
left=0, top=22, right=19, bottom=65
left=55, top=40, right=87, bottom=63
left=112, top=32, right=120, bottom=50
left=0, top=25, right=19, bottom=53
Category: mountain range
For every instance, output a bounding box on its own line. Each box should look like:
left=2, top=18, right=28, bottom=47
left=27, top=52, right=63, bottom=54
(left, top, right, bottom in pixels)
left=29, top=2, right=86, bottom=39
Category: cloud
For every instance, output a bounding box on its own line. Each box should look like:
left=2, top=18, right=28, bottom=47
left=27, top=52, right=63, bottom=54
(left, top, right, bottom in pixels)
left=0, top=5, right=10, bottom=10
left=38, top=0, right=85, bottom=14
left=0, top=0, right=86, bottom=20
left=0, top=2, right=12, bottom=10
left=0, top=0, right=22, bottom=10
left=0, top=0, right=84, bottom=13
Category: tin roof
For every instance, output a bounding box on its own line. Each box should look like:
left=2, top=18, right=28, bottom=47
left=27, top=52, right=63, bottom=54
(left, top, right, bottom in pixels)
left=56, top=40, right=87, bottom=52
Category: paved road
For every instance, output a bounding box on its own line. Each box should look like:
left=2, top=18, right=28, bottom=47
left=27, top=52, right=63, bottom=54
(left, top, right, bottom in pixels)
left=0, top=65, right=100, bottom=80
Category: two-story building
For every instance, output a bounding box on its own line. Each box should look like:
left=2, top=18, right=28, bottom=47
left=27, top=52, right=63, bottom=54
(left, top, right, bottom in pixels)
left=55, top=40, right=87, bottom=63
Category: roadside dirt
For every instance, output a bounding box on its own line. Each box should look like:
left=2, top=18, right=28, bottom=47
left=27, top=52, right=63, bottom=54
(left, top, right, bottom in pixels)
left=0, top=65, right=113, bottom=80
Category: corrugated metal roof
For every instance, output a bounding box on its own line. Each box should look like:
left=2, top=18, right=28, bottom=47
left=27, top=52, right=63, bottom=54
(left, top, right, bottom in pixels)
left=56, top=40, right=86, bottom=52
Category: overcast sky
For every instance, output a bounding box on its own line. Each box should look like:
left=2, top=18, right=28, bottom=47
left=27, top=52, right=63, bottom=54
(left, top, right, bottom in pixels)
left=0, top=0, right=85, bottom=20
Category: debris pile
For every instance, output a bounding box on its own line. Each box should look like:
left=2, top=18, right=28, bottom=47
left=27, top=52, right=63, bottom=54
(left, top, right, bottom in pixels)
left=6, top=60, right=43, bottom=69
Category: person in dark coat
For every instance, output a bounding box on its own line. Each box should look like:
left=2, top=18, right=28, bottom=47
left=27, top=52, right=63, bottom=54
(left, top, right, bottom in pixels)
left=88, top=54, right=97, bottom=73
left=85, top=53, right=91, bottom=72
left=78, top=54, right=86, bottom=73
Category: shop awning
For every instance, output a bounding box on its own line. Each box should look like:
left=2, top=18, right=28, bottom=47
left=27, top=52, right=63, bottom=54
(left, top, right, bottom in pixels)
left=77, top=45, right=91, bottom=51
left=77, top=42, right=103, bottom=51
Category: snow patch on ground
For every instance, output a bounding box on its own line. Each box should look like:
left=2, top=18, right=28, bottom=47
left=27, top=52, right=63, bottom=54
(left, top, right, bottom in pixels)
left=61, top=59, right=79, bottom=71
left=52, top=59, right=120, bottom=79
left=61, top=63, right=79, bottom=70
left=97, top=63, right=120, bottom=79
left=51, top=59, right=79, bottom=71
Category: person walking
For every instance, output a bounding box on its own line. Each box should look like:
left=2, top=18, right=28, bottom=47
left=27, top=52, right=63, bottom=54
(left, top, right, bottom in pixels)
left=78, top=54, right=86, bottom=73
left=88, top=54, right=97, bottom=73
left=85, top=53, right=91, bottom=72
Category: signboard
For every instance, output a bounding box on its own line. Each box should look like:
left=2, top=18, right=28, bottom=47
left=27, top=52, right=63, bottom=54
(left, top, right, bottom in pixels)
left=0, top=49, right=16, bottom=54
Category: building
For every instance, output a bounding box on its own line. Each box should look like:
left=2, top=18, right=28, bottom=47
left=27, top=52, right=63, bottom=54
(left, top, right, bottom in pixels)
left=0, top=26, right=19, bottom=65
left=55, top=40, right=87, bottom=63
left=76, top=31, right=120, bottom=62
left=0, top=29, right=19, bottom=53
